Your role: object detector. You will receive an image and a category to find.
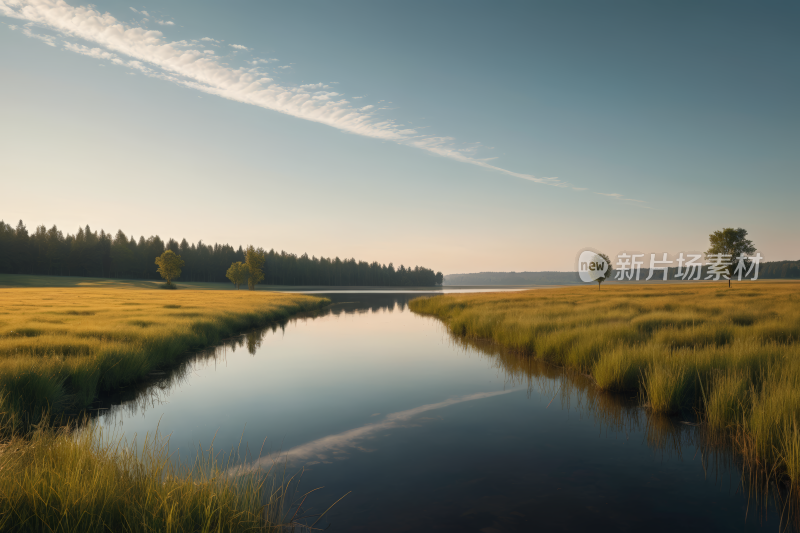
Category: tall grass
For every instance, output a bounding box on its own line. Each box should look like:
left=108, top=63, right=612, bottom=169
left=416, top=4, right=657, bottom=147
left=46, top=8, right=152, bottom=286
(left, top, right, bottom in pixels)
left=0, top=288, right=333, bottom=532
left=410, top=281, right=800, bottom=489
left=0, top=288, right=329, bottom=431
left=0, top=419, right=323, bottom=532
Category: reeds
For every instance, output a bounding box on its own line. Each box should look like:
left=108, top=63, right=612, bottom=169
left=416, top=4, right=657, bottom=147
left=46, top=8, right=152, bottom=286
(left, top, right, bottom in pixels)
left=0, top=419, right=321, bottom=532
left=410, top=281, right=800, bottom=489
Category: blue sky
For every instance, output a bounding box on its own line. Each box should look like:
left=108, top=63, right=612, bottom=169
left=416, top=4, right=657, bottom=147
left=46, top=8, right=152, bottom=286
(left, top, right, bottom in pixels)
left=1, top=0, right=797, bottom=272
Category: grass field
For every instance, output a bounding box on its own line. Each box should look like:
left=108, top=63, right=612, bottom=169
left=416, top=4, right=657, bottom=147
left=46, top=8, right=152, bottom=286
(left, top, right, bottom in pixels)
left=0, top=273, right=449, bottom=292
left=0, top=282, right=330, bottom=532
left=0, top=422, right=321, bottom=532
left=0, top=273, right=251, bottom=290
left=0, top=285, right=328, bottom=429
left=409, top=281, right=800, bottom=487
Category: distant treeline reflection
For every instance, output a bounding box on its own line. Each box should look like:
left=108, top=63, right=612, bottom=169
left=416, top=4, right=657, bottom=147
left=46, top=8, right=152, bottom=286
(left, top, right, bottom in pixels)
left=93, top=297, right=411, bottom=420
left=0, top=219, right=442, bottom=286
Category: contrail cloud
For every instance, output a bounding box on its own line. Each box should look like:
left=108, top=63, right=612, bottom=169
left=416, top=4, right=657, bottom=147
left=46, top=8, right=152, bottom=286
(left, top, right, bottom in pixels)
left=0, top=0, right=596, bottom=192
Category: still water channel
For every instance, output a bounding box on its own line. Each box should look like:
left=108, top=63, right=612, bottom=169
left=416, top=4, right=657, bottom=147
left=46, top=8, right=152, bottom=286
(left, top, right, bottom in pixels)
left=96, top=292, right=790, bottom=532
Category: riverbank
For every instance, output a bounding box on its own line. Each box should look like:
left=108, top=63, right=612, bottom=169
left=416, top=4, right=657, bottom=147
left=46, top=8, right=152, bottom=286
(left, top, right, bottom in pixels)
left=0, top=420, right=312, bottom=532
left=0, top=287, right=329, bottom=430
left=0, top=286, right=330, bottom=532
left=409, top=281, right=800, bottom=488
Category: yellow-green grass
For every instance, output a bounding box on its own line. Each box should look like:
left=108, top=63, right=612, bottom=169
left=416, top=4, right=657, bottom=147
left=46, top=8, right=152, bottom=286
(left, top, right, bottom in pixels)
left=0, top=273, right=238, bottom=290
left=410, top=281, right=800, bottom=485
left=0, top=274, right=409, bottom=292
left=0, top=420, right=321, bottom=532
left=0, top=287, right=328, bottom=429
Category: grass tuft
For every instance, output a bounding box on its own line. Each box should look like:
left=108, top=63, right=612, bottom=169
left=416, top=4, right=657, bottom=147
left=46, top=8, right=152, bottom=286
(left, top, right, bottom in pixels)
left=643, top=358, right=692, bottom=414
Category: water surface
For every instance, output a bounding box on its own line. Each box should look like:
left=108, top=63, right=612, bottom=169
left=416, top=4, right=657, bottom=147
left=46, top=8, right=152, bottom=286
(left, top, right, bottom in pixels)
left=97, top=292, right=790, bottom=532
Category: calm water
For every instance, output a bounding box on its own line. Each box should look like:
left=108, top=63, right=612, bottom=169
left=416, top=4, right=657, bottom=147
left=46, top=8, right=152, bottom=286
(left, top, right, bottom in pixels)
left=96, top=292, right=791, bottom=532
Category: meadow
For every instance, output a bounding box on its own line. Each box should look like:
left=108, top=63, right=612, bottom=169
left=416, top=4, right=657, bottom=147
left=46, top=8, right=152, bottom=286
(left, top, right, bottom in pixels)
left=0, top=422, right=325, bottom=532
left=409, top=281, right=800, bottom=488
left=0, top=282, right=328, bottom=428
left=0, top=279, right=330, bottom=531
left=0, top=273, right=250, bottom=290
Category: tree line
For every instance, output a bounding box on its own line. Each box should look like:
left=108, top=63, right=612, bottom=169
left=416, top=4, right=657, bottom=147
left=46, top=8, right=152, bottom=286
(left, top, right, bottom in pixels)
left=759, top=260, right=800, bottom=279
left=0, top=219, right=443, bottom=287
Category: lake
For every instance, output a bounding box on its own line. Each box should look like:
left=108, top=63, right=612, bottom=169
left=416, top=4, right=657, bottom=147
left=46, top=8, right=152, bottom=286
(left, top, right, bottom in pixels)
left=95, top=291, right=791, bottom=532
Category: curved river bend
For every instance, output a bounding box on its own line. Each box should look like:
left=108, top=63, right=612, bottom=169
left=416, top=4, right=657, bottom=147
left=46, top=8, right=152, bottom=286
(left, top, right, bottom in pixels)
left=95, top=292, right=790, bottom=532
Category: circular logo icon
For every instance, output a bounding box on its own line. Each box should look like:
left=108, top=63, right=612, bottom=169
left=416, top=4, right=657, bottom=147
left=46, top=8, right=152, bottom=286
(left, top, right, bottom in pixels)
left=578, top=250, right=609, bottom=283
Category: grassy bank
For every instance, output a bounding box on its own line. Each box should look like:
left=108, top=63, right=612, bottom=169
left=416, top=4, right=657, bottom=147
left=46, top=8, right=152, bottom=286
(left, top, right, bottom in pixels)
left=410, top=282, right=800, bottom=485
left=0, top=287, right=328, bottom=429
left=0, top=421, right=318, bottom=532
left=0, top=286, right=331, bottom=531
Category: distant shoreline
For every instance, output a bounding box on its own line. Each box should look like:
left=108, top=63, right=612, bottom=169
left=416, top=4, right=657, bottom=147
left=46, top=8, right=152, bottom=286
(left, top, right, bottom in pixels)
left=444, top=260, right=800, bottom=286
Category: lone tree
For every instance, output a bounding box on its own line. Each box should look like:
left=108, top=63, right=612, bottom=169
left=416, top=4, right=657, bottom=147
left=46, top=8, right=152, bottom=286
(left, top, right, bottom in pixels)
left=226, top=261, right=248, bottom=290
left=155, top=250, right=185, bottom=286
left=707, top=227, right=756, bottom=288
left=595, top=253, right=612, bottom=290
left=245, top=245, right=265, bottom=290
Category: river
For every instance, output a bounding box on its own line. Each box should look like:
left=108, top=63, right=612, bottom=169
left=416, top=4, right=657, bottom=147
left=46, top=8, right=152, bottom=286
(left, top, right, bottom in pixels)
left=95, top=291, right=791, bottom=532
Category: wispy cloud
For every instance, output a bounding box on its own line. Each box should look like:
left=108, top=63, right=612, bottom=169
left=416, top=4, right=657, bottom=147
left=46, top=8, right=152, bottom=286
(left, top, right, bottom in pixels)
left=63, top=41, right=118, bottom=60
left=228, top=390, right=517, bottom=475
left=155, top=19, right=173, bottom=26
left=0, top=0, right=634, bottom=199
left=60, top=41, right=158, bottom=75
left=596, top=192, right=645, bottom=203
left=1, top=0, right=420, bottom=141
left=595, top=192, right=650, bottom=207
left=21, top=23, right=56, bottom=46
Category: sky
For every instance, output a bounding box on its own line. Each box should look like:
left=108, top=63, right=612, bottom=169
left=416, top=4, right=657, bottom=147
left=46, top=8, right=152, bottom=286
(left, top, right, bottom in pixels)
left=1, top=0, right=798, bottom=273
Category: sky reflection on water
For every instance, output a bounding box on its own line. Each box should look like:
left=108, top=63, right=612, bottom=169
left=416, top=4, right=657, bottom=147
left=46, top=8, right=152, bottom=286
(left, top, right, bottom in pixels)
left=96, top=293, right=792, bottom=532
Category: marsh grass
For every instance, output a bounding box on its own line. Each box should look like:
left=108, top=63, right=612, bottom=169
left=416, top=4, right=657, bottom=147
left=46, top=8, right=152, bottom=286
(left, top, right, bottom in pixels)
left=449, top=330, right=800, bottom=529
left=0, top=418, right=326, bottom=532
left=0, top=288, right=328, bottom=431
left=410, top=281, right=800, bottom=490
left=0, top=287, right=333, bottom=532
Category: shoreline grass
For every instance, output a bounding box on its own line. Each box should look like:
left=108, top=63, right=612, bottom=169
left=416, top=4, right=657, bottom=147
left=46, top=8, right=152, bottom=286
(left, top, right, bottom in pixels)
left=0, top=419, right=323, bottom=532
left=0, top=287, right=329, bottom=431
left=0, top=286, right=331, bottom=532
left=409, top=281, right=800, bottom=489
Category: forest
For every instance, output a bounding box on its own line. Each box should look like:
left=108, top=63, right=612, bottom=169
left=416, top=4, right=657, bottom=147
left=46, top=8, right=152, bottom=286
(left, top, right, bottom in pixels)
left=0, top=220, right=444, bottom=287
left=759, top=260, right=800, bottom=279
